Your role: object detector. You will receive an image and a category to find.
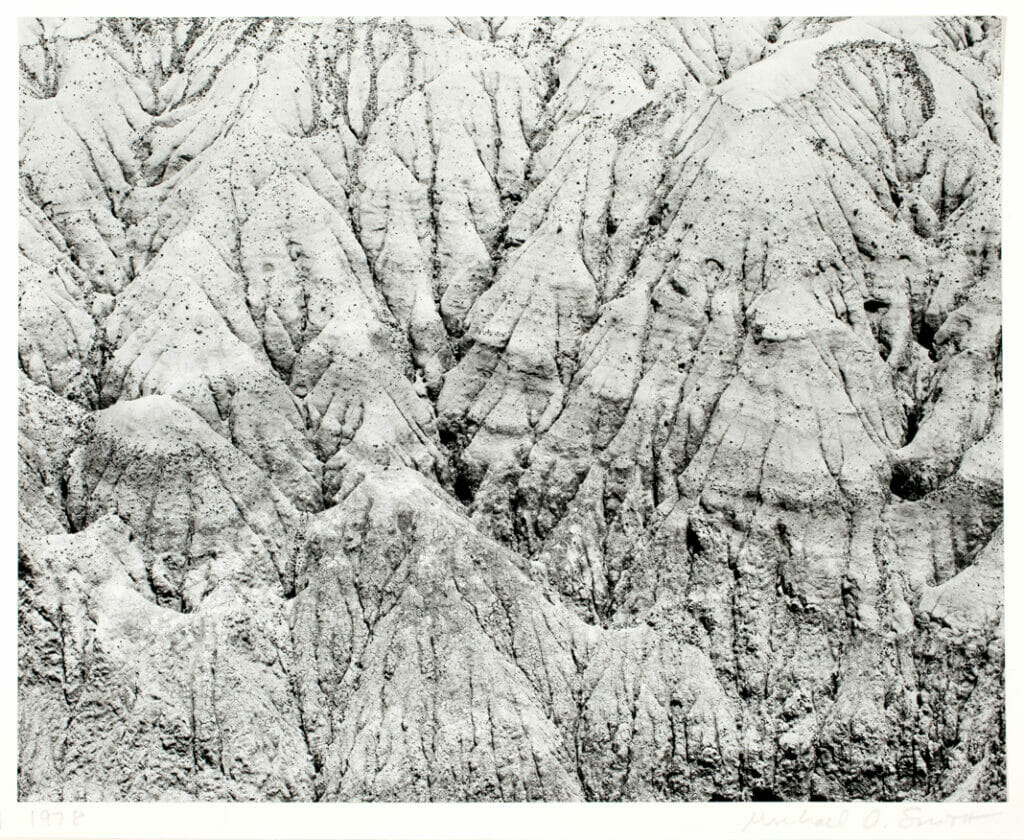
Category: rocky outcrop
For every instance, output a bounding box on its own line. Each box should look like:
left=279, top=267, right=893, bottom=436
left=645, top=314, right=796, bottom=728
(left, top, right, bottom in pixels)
left=18, top=16, right=1003, bottom=801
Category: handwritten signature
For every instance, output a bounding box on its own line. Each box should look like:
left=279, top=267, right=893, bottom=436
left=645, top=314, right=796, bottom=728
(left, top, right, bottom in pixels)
left=740, top=805, right=1002, bottom=834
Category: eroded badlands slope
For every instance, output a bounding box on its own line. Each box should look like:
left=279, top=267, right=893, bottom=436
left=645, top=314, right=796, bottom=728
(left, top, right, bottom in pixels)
left=19, top=16, right=1003, bottom=801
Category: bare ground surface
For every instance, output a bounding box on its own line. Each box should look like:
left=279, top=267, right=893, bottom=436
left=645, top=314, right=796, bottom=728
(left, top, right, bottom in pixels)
left=18, top=16, right=1003, bottom=801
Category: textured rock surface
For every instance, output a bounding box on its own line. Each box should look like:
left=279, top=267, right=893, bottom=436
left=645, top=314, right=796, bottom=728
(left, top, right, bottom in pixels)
left=18, top=16, right=1003, bottom=801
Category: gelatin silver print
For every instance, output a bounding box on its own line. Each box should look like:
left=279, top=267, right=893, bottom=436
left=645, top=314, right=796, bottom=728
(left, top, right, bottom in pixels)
left=18, top=16, right=1003, bottom=802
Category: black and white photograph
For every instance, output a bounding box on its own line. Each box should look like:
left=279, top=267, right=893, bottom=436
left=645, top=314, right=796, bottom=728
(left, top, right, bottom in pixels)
left=13, top=10, right=1015, bottom=837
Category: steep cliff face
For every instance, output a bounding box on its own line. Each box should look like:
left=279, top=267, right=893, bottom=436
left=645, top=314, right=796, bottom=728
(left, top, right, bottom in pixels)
left=18, top=16, right=1003, bottom=801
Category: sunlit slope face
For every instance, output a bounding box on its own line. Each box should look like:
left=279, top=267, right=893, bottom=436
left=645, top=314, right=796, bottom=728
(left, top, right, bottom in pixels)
left=18, top=16, right=1003, bottom=802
